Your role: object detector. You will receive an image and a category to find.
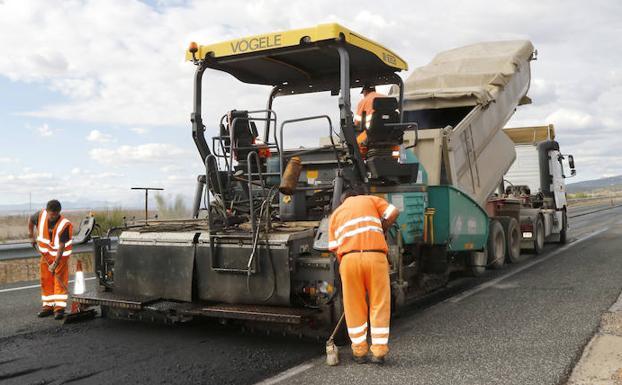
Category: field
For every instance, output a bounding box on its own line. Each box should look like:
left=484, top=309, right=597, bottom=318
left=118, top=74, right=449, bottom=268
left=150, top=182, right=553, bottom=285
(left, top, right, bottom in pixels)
left=0, top=209, right=149, bottom=243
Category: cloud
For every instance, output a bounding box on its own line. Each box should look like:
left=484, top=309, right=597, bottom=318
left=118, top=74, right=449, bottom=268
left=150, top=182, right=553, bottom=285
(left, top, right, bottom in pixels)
left=131, top=127, right=149, bottom=135
left=37, top=123, right=54, bottom=137
left=86, top=129, right=114, bottom=143
left=89, top=143, right=192, bottom=165
left=1, top=0, right=622, bottom=205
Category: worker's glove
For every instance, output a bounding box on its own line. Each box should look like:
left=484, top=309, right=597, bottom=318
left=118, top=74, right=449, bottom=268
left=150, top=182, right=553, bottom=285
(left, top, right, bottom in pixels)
left=48, top=261, right=58, bottom=273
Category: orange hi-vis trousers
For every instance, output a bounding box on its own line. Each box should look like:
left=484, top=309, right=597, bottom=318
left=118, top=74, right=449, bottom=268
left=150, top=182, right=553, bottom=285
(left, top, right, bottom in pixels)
left=40, top=254, right=69, bottom=312
left=340, top=251, right=391, bottom=358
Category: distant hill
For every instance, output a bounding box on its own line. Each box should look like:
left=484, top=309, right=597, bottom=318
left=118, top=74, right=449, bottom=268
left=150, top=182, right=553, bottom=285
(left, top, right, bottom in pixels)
left=567, top=175, right=622, bottom=194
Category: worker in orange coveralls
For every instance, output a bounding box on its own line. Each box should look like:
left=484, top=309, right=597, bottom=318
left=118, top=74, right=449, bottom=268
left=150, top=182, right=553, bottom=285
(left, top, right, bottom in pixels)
left=328, top=187, right=399, bottom=364
left=28, top=199, right=73, bottom=320
left=354, top=84, right=385, bottom=158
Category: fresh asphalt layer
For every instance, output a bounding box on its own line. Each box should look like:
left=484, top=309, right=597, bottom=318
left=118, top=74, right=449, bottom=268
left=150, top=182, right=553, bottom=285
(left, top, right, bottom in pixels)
left=0, top=206, right=621, bottom=384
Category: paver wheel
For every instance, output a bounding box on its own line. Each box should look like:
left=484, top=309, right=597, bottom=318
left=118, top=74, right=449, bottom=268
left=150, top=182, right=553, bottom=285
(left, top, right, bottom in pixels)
left=468, top=249, right=487, bottom=276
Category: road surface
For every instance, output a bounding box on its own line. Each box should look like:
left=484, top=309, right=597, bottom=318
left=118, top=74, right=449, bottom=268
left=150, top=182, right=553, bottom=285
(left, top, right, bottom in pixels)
left=1, top=205, right=621, bottom=384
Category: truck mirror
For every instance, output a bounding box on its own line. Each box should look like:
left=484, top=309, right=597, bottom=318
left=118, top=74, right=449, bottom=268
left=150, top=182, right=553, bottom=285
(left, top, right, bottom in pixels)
left=568, top=155, right=575, bottom=169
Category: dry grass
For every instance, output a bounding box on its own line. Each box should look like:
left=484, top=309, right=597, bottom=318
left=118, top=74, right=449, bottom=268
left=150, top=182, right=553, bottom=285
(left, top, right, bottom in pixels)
left=0, top=209, right=148, bottom=243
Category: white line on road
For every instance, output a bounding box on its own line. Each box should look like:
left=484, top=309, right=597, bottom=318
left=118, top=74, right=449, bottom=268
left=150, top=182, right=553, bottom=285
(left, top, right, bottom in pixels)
left=0, top=277, right=97, bottom=294
left=253, top=362, right=315, bottom=385
left=447, top=227, right=609, bottom=304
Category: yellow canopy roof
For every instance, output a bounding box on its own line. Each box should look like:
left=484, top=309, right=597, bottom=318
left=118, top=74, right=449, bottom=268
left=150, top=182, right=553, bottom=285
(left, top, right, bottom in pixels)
left=186, top=23, right=407, bottom=95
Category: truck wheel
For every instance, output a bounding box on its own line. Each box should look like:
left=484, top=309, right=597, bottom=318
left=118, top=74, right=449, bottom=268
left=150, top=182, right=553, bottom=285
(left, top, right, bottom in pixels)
left=559, top=210, right=568, bottom=244
left=498, top=217, right=522, bottom=263
left=487, top=219, right=506, bottom=269
left=532, top=216, right=545, bottom=255
left=468, top=250, right=487, bottom=276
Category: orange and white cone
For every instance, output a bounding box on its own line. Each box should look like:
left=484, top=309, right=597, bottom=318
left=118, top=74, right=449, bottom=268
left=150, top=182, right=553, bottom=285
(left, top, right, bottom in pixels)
left=69, top=260, right=85, bottom=313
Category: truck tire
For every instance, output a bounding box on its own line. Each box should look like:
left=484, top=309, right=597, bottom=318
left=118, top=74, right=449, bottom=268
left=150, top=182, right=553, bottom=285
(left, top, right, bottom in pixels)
left=468, top=249, right=487, bottom=276
left=558, top=210, right=568, bottom=244
left=532, top=215, right=545, bottom=255
left=498, top=217, right=522, bottom=263
left=487, top=219, right=506, bottom=269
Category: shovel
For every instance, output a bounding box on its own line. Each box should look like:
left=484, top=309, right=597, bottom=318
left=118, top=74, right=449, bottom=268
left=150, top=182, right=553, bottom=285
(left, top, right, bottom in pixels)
left=326, top=312, right=345, bottom=366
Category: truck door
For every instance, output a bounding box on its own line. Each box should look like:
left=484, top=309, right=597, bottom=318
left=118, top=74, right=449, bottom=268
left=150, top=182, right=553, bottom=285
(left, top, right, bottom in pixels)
left=548, top=149, right=567, bottom=209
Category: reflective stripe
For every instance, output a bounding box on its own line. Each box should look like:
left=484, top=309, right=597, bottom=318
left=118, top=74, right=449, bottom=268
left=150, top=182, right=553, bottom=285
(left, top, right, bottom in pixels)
left=328, top=240, right=338, bottom=250
left=354, top=114, right=362, bottom=122
left=48, top=294, right=68, bottom=300
left=347, top=323, right=368, bottom=335
left=38, top=210, right=47, bottom=242
left=350, top=334, right=367, bottom=344
left=55, top=301, right=67, bottom=307
left=382, top=205, right=397, bottom=220
left=371, top=327, right=390, bottom=334
left=335, top=216, right=382, bottom=238
left=371, top=337, right=388, bottom=345
left=42, top=301, right=56, bottom=306
left=48, top=250, right=72, bottom=257
left=332, top=226, right=384, bottom=248
left=37, top=237, right=51, bottom=244
left=54, top=218, right=70, bottom=247
left=65, top=239, right=73, bottom=246
left=41, top=295, right=56, bottom=301
left=38, top=245, right=50, bottom=253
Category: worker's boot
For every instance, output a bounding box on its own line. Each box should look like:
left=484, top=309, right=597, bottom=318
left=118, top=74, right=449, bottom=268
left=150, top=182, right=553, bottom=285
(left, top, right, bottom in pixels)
left=37, top=308, right=54, bottom=318
left=370, top=355, right=385, bottom=365
left=352, top=354, right=367, bottom=364
left=54, top=310, right=65, bottom=320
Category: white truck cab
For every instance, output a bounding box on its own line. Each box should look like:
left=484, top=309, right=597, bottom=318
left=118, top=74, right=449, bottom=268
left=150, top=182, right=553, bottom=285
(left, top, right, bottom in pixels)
left=503, top=125, right=576, bottom=251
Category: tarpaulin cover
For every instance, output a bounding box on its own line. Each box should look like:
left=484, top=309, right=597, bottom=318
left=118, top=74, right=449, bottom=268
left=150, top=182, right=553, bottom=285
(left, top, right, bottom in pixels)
left=403, top=40, right=534, bottom=110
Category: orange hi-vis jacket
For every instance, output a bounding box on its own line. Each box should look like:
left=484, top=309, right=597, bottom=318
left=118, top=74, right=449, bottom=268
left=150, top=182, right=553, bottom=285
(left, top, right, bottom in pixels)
left=354, top=92, right=385, bottom=157
left=354, top=91, right=383, bottom=129
left=36, top=209, right=73, bottom=260
left=328, top=195, right=398, bottom=260
left=37, top=209, right=73, bottom=311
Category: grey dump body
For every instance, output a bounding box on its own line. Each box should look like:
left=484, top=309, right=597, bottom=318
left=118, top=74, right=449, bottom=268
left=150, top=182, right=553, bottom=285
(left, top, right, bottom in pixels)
left=401, top=40, right=535, bottom=207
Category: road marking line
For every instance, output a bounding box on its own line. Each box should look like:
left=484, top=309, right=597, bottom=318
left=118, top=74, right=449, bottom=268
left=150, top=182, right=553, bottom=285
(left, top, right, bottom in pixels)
left=253, top=362, right=315, bottom=385
left=448, top=227, right=609, bottom=304
left=0, top=277, right=97, bottom=294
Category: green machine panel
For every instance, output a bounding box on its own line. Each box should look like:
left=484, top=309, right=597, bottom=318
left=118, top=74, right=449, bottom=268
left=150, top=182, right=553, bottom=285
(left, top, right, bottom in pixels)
left=371, top=185, right=427, bottom=245
left=427, top=185, right=488, bottom=251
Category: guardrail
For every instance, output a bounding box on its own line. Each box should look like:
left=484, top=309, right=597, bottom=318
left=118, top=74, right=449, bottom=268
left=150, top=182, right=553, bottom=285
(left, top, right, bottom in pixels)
left=0, top=239, right=118, bottom=262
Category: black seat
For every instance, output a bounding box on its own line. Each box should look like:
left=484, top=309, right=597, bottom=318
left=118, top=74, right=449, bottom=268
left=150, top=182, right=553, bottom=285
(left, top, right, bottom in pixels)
left=366, top=97, right=402, bottom=146
left=225, top=110, right=258, bottom=160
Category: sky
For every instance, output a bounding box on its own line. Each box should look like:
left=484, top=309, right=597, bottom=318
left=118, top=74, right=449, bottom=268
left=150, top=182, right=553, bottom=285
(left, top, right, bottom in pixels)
left=0, top=0, right=620, bottom=208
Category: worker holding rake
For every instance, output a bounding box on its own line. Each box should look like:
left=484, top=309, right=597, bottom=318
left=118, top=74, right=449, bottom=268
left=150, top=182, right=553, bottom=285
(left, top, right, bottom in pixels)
left=328, top=187, right=399, bottom=364
left=28, top=199, right=73, bottom=320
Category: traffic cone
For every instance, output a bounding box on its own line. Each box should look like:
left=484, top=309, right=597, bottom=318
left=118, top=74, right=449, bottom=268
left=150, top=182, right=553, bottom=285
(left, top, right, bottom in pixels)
left=69, top=260, right=85, bottom=314
left=74, top=260, right=85, bottom=295
left=64, top=259, right=96, bottom=324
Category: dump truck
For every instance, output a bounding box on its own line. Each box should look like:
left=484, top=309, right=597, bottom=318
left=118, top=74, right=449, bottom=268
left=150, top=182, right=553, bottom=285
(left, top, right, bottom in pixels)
left=74, top=24, right=573, bottom=337
left=502, top=125, right=575, bottom=253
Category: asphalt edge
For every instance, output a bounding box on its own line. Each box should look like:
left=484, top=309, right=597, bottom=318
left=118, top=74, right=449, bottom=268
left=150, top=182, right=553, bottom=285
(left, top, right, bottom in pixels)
left=565, top=290, right=622, bottom=384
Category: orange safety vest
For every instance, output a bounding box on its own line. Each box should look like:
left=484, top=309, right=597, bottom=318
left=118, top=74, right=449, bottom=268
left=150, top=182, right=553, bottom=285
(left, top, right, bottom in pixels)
left=328, top=195, right=398, bottom=261
left=36, top=209, right=73, bottom=259
left=354, top=91, right=384, bottom=129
